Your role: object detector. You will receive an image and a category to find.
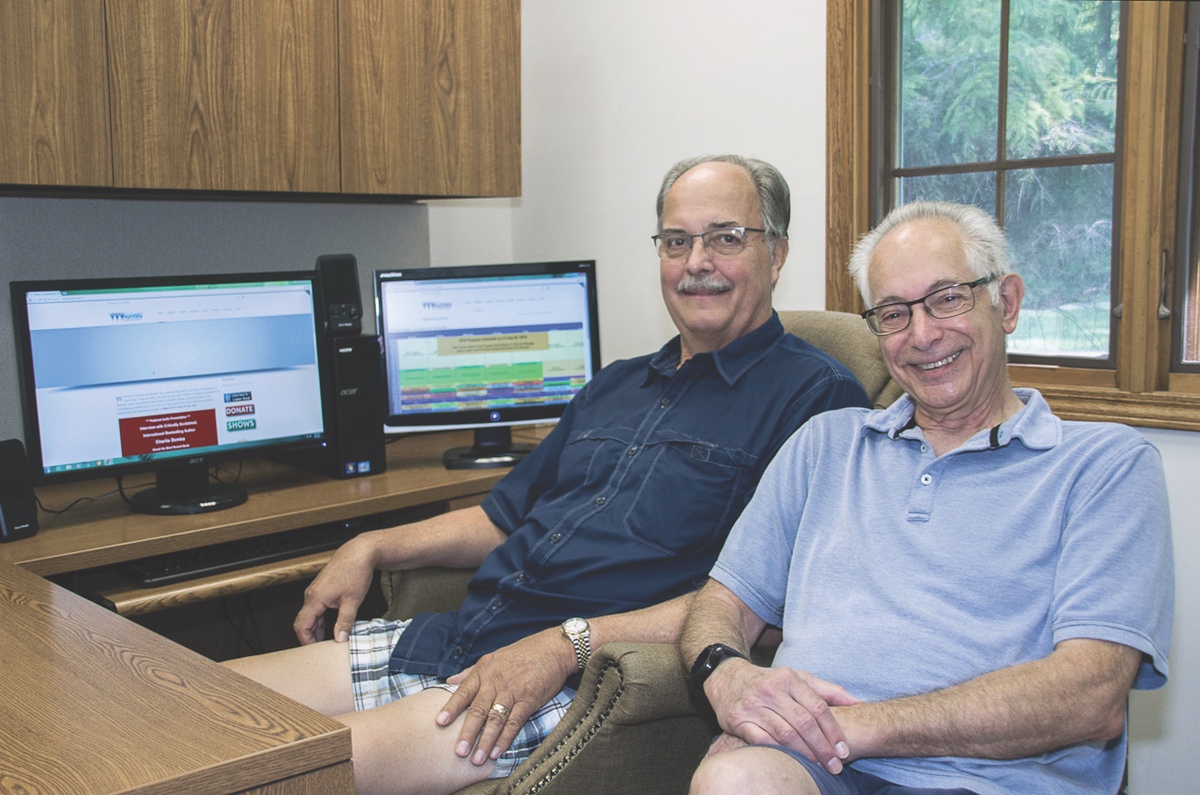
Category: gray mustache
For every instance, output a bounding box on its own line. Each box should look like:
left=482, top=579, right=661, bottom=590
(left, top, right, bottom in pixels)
left=676, top=274, right=733, bottom=295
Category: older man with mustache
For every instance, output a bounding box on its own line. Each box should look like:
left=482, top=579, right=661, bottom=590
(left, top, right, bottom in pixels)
left=226, top=155, right=871, bottom=795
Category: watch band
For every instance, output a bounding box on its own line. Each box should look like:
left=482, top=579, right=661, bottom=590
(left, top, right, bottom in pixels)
left=561, top=617, right=592, bottom=671
left=688, top=642, right=748, bottom=697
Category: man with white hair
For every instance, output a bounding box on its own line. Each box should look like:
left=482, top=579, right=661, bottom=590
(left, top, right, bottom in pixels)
left=681, top=201, right=1174, bottom=795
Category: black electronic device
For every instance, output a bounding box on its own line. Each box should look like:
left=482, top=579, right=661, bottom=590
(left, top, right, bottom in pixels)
left=10, top=272, right=332, bottom=515
left=295, top=335, right=387, bottom=478
left=119, top=519, right=367, bottom=585
left=0, top=438, right=38, bottom=542
left=375, top=260, right=601, bottom=469
left=317, top=254, right=363, bottom=337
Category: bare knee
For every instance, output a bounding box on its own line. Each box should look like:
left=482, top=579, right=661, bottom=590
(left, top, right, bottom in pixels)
left=690, top=747, right=818, bottom=795
left=691, top=751, right=748, bottom=795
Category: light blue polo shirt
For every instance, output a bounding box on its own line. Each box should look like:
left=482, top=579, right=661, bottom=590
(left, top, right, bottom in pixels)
left=712, top=388, right=1174, bottom=795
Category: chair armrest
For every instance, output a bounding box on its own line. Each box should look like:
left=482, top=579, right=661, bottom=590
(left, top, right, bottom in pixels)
left=380, top=566, right=475, bottom=621
left=459, top=641, right=715, bottom=795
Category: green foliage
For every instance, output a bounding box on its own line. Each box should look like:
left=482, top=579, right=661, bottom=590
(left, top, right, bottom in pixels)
left=893, top=0, right=1119, bottom=356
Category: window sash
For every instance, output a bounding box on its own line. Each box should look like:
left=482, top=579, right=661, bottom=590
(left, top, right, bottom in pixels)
left=1174, top=4, right=1200, bottom=372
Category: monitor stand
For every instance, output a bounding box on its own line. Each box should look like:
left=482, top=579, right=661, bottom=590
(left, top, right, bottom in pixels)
left=443, top=426, right=534, bottom=470
left=129, top=463, right=248, bottom=515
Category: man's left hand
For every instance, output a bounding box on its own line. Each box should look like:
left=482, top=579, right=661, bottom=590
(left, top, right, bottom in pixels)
left=437, top=629, right=576, bottom=766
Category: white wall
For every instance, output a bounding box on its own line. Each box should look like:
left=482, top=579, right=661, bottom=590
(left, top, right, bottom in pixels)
left=428, top=2, right=1197, bottom=792
left=430, top=0, right=829, bottom=364
left=1129, top=428, right=1196, bottom=794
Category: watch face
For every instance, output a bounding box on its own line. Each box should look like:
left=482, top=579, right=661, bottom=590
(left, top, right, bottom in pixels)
left=699, top=646, right=723, bottom=675
left=563, top=617, right=588, bottom=634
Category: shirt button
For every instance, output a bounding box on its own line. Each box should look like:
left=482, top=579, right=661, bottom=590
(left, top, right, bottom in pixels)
left=517, top=572, right=529, bottom=582
left=920, top=443, right=929, bottom=453
left=550, top=533, right=562, bottom=542
left=659, top=397, right=671, bottom=407
left=920, top=474, right=933, bottom=485
left=453, top=645, right=464, bottom=657
left=594, top=496, right=607, bottom=506
left=627, top=446, right=638, bottom=457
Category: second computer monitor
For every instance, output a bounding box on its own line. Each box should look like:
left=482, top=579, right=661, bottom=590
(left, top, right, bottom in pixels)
left=375, top=260, right=601, bottom=469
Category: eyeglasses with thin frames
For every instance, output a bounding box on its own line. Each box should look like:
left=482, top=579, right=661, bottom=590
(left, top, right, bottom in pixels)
left=860, top=276, right=998, bottom=336
left=651, top=227, right=767, bottom=259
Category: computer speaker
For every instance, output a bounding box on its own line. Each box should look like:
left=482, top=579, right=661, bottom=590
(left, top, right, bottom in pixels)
left=317, top=253, right=363, bottom=337
left=0, top=438, right=39, bottom=542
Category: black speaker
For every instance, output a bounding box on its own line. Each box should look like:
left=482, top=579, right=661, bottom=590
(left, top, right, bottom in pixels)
left=317, top=253, right=363, bottom=337
left=299, top=335, right=387, bottom=478
left=0, top=438, right=39, bottom=542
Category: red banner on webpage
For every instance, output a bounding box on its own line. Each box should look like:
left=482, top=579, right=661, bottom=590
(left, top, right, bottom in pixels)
left=119, top=410, right=218, bottom=456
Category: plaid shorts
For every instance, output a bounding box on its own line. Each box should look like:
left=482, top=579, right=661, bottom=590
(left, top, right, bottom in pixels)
left=348, top=618, right=576, bottom=779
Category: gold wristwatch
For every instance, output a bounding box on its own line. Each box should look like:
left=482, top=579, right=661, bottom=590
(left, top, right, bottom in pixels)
left=560, top=617, right=592, bottom=671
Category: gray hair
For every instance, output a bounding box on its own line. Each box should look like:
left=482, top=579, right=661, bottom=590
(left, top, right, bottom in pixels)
left=848, top=201, right=1012, bottom=307
left=655, top=155, right=790, bottom=255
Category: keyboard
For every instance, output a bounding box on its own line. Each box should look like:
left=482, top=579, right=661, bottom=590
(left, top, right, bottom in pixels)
left=118, top=520, right=368, bottom=586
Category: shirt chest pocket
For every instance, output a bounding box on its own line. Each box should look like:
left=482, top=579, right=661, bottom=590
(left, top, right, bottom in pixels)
left=621, top=437, right=755, bottom=555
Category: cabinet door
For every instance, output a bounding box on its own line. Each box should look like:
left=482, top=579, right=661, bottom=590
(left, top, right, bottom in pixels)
left=340, top=0, right=521, bottom=197
left=0, top=2, right=112, bottom=187
left=106, top=0, right=340, bottom=192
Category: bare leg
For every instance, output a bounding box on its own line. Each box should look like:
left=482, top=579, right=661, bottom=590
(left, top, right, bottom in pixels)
left=339, top=688, right=496, bottom=795
left=690, top=746, right=821, bottom=795
left=222, top=640, right=355, bottom=716
left=225, top=645, right=497, bottom=795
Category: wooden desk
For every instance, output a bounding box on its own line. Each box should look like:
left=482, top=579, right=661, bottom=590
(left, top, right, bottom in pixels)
left=0, top=560, right=353, bottom=794
left=0, top=428, right=548, bottom=615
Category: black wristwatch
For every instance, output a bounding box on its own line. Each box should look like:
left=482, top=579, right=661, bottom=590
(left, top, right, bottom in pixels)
left=688, top=643, right=748, bottom=697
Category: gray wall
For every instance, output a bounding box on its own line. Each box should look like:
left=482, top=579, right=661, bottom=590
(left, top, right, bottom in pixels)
left=0, top=196, right=431, bottom=444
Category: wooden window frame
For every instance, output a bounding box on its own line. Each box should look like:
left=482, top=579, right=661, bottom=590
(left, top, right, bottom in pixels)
left=827, top=0, right=1200, bottom=431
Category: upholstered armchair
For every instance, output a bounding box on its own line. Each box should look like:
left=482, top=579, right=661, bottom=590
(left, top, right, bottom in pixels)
left=378, top=310, right=902, bottom=795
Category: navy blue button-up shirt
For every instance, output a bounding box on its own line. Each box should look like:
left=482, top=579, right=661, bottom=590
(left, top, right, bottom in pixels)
left=389, top=312, right=870, bottom=676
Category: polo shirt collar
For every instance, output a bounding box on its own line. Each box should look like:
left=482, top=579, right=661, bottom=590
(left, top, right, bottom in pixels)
left=864, top=387, right=1061, bottom=450
left=645, top=311, right=785, bottom=386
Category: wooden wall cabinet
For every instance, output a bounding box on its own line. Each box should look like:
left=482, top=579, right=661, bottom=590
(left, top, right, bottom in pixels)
left=340, top=0, right=521, bottom=197
left=106, top=0, right=341, bottom=193
left=0, top=2, right=112, bottom=187
left=0, top=0, right=521, bottom=198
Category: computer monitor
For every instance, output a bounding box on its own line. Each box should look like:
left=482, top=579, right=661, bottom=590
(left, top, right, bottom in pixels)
left=376, top=260, right=601, bottom=469
left=10, top=272, right=331, bottom=515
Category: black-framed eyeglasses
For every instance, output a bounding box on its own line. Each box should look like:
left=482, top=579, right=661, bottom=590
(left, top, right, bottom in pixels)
left=651, top=227, right=767, bottom=259
left=860, top=276, right=998, bottom=336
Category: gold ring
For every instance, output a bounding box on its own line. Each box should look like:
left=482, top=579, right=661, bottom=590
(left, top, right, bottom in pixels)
left=491, top=703, right=509, bottom=717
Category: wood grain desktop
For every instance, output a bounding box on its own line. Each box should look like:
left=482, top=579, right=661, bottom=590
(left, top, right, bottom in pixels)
left=0, top=428, right=552, bottom=793
left=0, top=560, right=353, bottom=794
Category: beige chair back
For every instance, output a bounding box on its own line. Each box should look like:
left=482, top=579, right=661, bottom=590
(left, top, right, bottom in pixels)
left=778, top=310, right=904, bottom=409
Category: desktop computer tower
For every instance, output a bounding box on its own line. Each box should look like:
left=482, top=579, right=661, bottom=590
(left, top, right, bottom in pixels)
left=0, top=438, right=39, bottom=542
left=299, top=335, right=388, bottom=479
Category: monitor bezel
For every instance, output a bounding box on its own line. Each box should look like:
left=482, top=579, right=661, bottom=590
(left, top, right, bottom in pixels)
left=10, top=270, right=334, bottom=492
left=375, top=260, right=601, bottom=437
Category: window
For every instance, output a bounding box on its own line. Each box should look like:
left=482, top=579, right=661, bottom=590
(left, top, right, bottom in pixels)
left=827, top=0, right=1200, bottom=430
left=1176, top=5, right=1200, bottom=370
left=880, top=0, right=1118, bottom=363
